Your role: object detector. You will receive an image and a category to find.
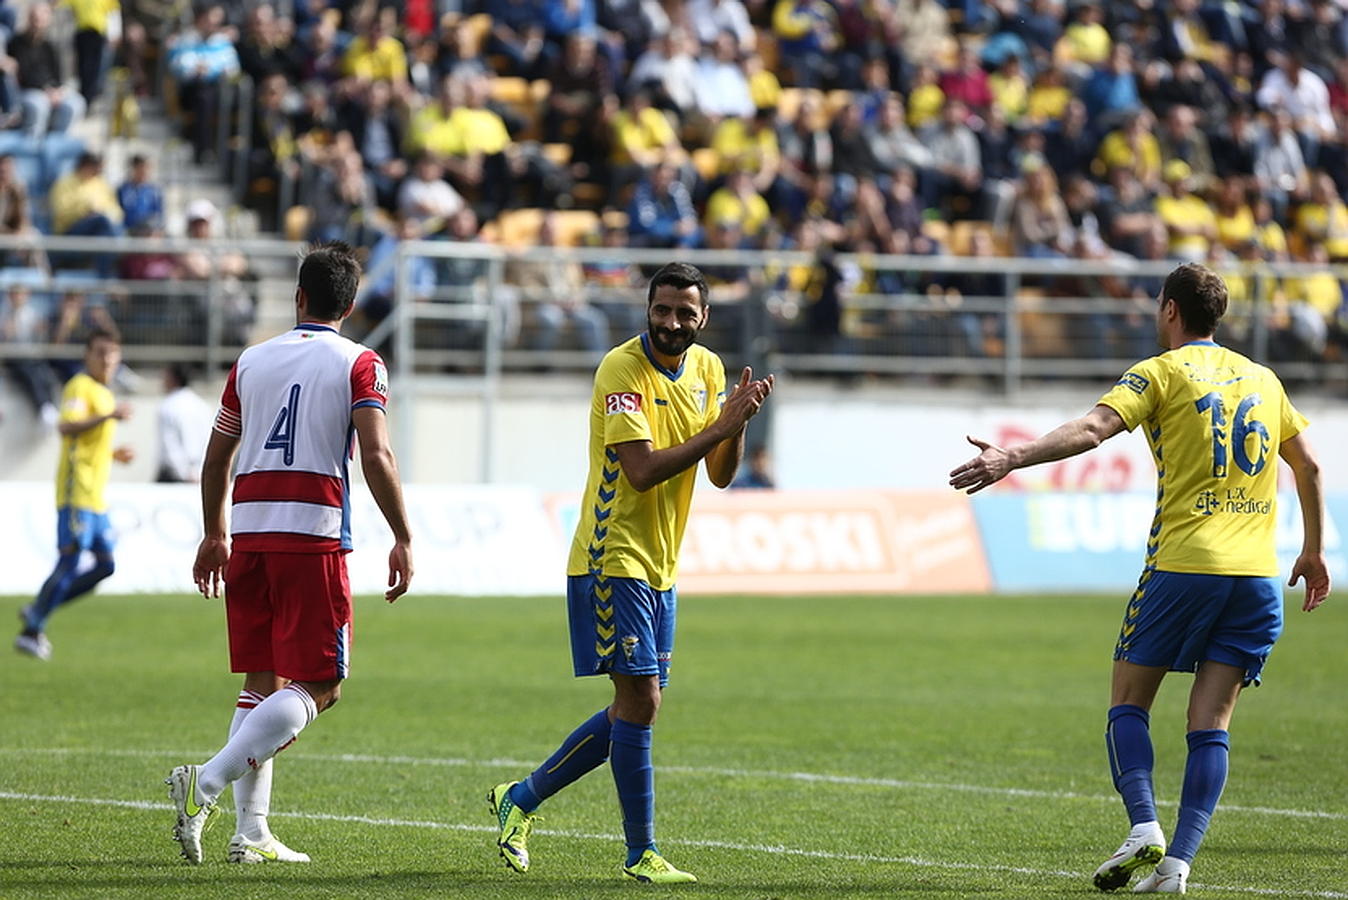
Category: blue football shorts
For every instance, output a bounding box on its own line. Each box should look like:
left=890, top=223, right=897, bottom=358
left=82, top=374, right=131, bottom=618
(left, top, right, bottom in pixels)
left=567, top=574, right=676, bottom=688
left=1114, top=570, right=1284, bottom=685
left=57, top=506, right=115, bottom=556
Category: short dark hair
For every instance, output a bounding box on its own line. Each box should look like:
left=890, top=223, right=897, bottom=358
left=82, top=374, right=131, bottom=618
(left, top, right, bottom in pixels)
left=167, top=362, right=192, bottom=388
left=1162, top=262, right=1227, bottom=336
left=646, top=262, right=709, bottom=308
left=86, top=326, right=121, bottom=348
left=298, top=241, right=362, bottom=321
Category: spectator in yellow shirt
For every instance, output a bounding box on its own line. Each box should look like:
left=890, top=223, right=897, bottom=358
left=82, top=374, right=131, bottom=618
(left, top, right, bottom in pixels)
left=988, top=54, right=1028, bottom=123
left=1025, top=63, right=1071, bottom=125
left=1213, top=179, right=1256, bottom=251
left=712, top=107, right=780, bottom=186
left=611, top=88, right=682, bottom=178
left=1283, top=242, right=1343, bottom=355
left=50, top=152, right=123, bottom=277
left=1093, top=110, right=1162, bottom=189
left=51, top=152, right=122, bottom=237
left=1294, top=172, right=1348, bottom=261
left=1155, top=160, right=1216, bottom=261
left=407, top=74, right=461, bottom=157
left=1057, top=0, right=1111, bottom=76
left=343, top=10, right=408, bottom=90
left=444, top=72, right=516, bottom=218
left=906, top=64, right=944, bottom=129
left=705, top=169, right=771, bottom=241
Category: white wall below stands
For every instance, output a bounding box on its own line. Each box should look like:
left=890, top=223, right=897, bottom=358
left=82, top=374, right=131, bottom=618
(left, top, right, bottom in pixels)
left=6, top=375, right=1348, bottom=492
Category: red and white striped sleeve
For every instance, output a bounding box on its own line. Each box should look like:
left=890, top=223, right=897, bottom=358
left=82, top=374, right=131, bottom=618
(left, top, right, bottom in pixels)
left=350, top=349, right=388, bottom=411
left=214, top=363, right=242, bottom=437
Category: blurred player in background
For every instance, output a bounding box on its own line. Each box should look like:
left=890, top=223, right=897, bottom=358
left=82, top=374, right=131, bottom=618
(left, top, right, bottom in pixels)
left=489, top=262, right=774, bottom=884
left=15, top=328, right=134, bottom=661
left=950, top=263, right=1329, bottom=894
left=168, top=242, right=414, bottom=866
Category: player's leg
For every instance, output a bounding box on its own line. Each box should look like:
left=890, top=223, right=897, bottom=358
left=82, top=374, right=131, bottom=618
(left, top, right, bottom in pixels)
left=1138, top=576, right=1279, bottom=893
left=489, top=574, right=619, bottom=872
left=1094, top=660, right=1169, bottom=891
left=213, top=552, right=348, bottom=862
left=48, top=514, right=118, bottom=612
left=1134, top=661, right=1243, bottom=894
left=15, top=547, right=78, bottom=658
left=615, top=584, right=694, bottom=884
left=1095, top=572, right=1203, bottom=891
left=222, top=670, right=312, bottom=863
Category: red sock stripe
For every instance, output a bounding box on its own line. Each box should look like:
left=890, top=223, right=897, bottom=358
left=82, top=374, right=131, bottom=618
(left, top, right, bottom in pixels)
left=236, top=689, right=266, bottom=709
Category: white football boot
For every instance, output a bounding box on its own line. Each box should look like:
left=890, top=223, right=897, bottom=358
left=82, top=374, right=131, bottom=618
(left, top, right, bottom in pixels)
left=227, top=833, right=311, bottom=863
left=1093, top=821, right=1166, bottom=891
left=1133, top=856, right=1189, bottom=893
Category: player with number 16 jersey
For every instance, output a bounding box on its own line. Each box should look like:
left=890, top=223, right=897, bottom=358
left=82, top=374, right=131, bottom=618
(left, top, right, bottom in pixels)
left=1097, top=340, right=1306, bottom=579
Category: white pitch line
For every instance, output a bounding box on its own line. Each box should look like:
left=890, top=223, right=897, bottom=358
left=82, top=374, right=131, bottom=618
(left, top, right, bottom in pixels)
left=0, top=790, right=1344, bottom=899
left=3, top=746, right=1346, bottom=822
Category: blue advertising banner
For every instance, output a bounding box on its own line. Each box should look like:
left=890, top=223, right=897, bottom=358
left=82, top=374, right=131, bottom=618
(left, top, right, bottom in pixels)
left=973, top=492, right=1348, bottom=594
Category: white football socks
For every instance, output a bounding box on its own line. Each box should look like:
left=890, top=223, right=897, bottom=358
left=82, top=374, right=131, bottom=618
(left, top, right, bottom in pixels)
left=228, top=690, right=274, bottom=842
left=198, top=683, right=318, bottom=802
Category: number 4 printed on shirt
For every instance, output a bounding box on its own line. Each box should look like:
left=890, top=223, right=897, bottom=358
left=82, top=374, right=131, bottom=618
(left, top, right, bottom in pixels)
left=265, top=384, right=301, bottom=466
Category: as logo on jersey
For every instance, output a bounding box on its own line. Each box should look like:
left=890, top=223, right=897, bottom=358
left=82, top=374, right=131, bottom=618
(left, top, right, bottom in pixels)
left=1118, top=372, right=1150, bottom=394
left=373, top=362, right=388, bottom=397
left=605, top=392, right=642, bottom=414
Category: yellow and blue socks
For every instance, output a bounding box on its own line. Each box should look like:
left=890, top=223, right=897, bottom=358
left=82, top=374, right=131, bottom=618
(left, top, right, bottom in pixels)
left=1106, top=704, right=1158, bottom=825
left=610, top=718, right=655, bottom=867
left=509, top=707, right=612, bottom=813
left=1169, top=729, right=1229, bottom=863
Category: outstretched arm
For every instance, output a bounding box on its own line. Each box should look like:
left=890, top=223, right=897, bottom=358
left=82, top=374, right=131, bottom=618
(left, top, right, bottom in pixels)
left=353, top=406, right=414, bottom=603
left=949, top=404, right=1127, bottom=494
left=1280, top=430, right=1330, bottom=611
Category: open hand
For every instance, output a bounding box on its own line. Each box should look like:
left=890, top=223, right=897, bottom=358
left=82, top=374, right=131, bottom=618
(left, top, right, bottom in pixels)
left=948, top=435, right=1012, bottom=494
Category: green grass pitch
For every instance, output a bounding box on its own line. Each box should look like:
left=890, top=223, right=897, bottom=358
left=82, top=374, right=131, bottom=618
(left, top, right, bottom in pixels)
left=1, top=591, right=1344, bottom=899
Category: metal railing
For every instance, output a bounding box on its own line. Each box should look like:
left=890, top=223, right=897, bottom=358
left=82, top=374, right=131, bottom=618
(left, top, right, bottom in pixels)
left=4, top=234, right=1348, bottom=477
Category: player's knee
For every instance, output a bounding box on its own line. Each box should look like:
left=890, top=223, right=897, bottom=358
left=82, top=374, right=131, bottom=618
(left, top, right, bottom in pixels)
left=93, top=557, right=115, bottom=580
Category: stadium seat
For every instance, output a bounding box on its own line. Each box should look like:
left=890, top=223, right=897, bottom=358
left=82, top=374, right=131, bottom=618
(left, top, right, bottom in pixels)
left=541, top=143, right=572, bottom=167
left=284, top=205, right=312, bottom=242
left=825, top=90, right=853, bottom=119
left=493, top=208, right=600, bottom=247
left=691, top=147, right=720, bottom=181
left=491, top=77, right=531, bottom=107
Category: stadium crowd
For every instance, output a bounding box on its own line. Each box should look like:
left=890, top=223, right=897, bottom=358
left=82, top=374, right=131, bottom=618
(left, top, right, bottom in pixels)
left=3, top=0, right=1348, bottom=368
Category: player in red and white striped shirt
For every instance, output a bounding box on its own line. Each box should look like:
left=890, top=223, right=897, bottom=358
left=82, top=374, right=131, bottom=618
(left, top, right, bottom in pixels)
left=166, top=242, right=414, bottom=865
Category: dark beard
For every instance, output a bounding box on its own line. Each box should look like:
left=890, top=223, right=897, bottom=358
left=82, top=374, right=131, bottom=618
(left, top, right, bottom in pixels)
left=648, top=325, right=697, bottom=357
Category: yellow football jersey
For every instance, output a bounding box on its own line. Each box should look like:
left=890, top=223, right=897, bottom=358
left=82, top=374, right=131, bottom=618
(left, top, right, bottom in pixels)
left=567, top=335, right=728, bottom=590
left=55, top=373, right=117, bottom=512
left=1098, top=341, right=1307, bottom=577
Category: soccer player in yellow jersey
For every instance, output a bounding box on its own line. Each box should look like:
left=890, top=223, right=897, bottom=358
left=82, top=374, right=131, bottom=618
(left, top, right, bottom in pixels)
left=950, top=263, right=1330, bottom=894
left=489, top=263, right=774, bottom=884
left=15, top=329, right=134, bottom=660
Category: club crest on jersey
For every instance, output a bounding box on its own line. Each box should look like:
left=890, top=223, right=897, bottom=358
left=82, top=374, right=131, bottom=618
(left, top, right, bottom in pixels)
left=606, top=392, right=642, bottom=414
left=691, top=387, right=707, bottom=412
left=1118, top=372, right=1150, bottom=394
left=373, top=362, right=388, bottom=397
left=621, top=635, right=640, bottom=660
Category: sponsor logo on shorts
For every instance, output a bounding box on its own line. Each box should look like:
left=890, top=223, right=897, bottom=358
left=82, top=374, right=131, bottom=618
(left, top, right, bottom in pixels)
left=1118, top=372, right=1150, bottom=394
left=606, top=392, right=642, bottom=415
left=621, top=635, right=640, bottom=660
